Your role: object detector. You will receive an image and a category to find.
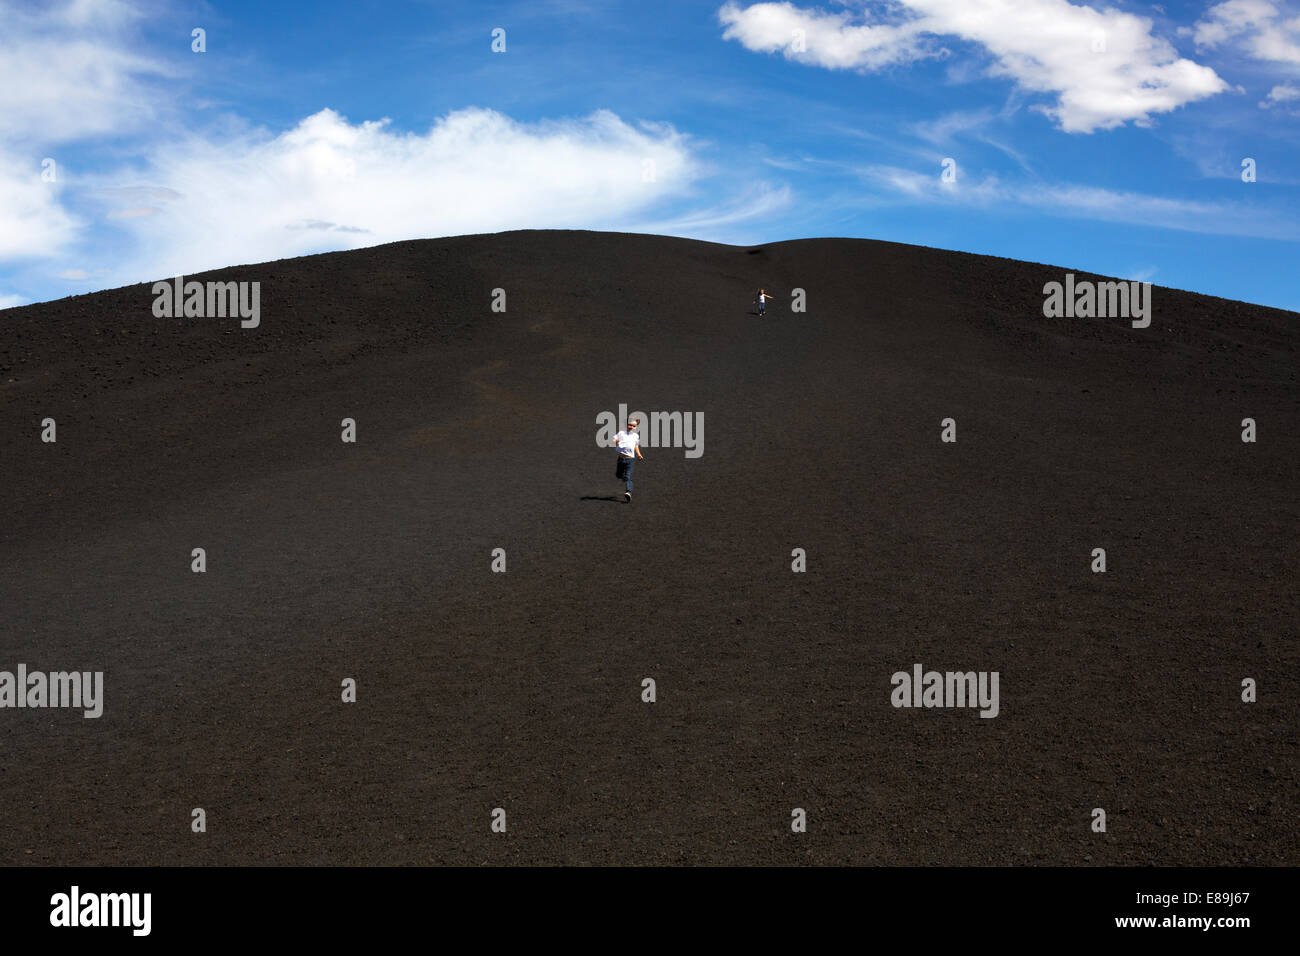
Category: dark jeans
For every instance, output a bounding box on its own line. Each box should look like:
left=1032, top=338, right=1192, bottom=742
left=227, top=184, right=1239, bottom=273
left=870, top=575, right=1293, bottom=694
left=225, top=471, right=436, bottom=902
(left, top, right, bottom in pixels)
left=616, top=455, right=635, bottom=493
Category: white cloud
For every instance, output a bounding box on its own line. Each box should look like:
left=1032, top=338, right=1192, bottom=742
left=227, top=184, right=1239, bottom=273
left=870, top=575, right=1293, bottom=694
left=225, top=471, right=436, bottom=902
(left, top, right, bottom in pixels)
left=0, top=0, right=162, bottom=264
left=1260, top=82, right=1300, bottom=107
left=718, top=0, right=937, bottom=70
left=0, top=0, right=175, bottom=146
left=0, top=149, right=83, bottom=258
left=719, top=0, right=1228, bottom=132
left=1192, top=0, right=1300, bottom=64
left=0, top=293, right=29, bottom=310
left=88, top=107, right=703, bottom=284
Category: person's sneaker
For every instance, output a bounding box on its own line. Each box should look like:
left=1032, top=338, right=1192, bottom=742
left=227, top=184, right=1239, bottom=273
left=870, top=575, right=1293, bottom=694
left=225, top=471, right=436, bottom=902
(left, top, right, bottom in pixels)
left=624, top=491, right=632, bottom=502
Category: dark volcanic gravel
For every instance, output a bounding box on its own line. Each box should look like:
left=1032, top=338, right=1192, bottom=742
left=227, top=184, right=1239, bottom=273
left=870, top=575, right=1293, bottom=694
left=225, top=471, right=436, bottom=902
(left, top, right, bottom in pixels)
left=1, top=229, right=1296, bottom=865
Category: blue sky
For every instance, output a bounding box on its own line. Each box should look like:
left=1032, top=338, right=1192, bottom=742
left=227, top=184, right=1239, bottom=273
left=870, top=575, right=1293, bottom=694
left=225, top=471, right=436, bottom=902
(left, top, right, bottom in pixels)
left=2, top=0, right=1298, bottom=311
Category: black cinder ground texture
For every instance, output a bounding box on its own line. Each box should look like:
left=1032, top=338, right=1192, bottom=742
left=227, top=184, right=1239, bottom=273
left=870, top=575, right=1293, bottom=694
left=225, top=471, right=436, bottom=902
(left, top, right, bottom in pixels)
left=1, top=230, right=1295, bottom=865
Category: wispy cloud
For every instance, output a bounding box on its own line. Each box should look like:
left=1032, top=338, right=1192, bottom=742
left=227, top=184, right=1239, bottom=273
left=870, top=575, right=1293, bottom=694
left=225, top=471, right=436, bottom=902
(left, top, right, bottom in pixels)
left=0, top=0, right=169, bottom=263
left=0, top=0, right=176, bottom=145
left=910, top=109, right=999, bottom=145
left=909, top=108, right=1037, bottom=174
left=855, top=163, right=1300, bottom=239
left=633, top=180, right=794, bottom=237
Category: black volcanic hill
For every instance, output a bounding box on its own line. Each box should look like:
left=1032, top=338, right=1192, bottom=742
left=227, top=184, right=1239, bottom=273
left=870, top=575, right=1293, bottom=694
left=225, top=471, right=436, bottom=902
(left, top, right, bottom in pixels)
left=1, top=230, right=1296, bottom=865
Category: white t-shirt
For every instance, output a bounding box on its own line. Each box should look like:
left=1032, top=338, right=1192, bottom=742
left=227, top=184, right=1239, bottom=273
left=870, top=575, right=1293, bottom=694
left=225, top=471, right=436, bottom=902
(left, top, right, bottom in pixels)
left=613, top=429, right=640, bottom=457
